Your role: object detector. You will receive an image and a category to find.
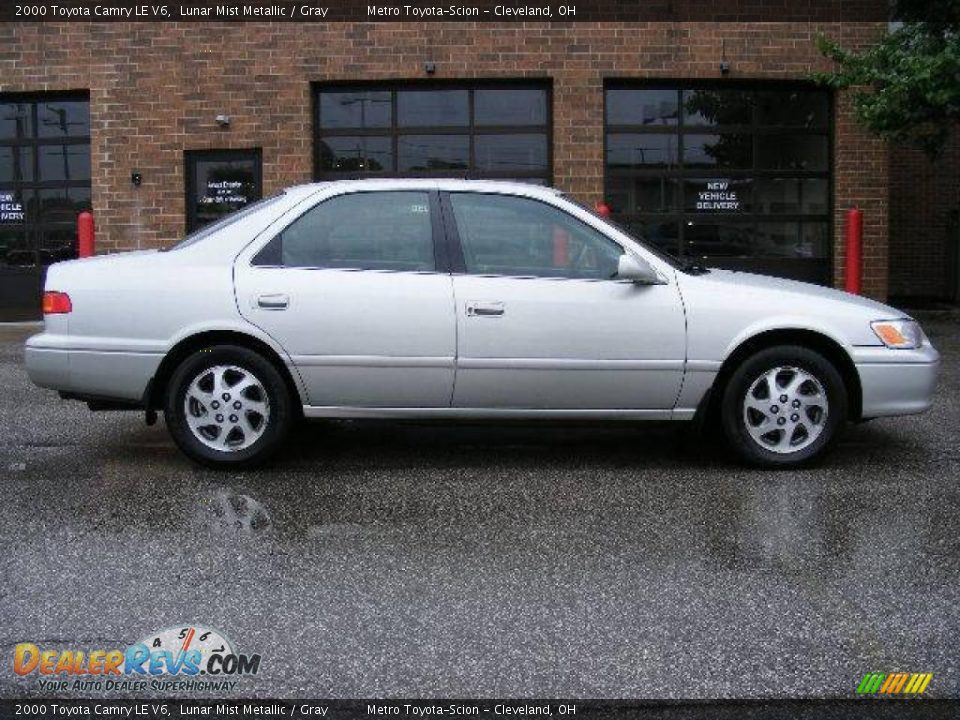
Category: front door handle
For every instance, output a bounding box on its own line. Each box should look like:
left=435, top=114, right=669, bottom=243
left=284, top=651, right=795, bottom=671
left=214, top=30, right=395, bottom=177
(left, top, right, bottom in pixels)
left=466, top=301, right=505, bottom=317
left=257, top=293, right=289, bottom=310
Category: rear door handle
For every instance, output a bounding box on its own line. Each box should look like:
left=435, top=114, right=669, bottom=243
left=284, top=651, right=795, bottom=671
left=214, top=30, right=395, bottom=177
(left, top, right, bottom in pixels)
left=257, top=293, right=289, bottom=310
left=466, top=301, right=505, bottom=317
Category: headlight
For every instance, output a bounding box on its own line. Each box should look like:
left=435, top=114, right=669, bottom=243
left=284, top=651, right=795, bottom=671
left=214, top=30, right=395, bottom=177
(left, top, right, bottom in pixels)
left=871, top=319, right=923, bottom=349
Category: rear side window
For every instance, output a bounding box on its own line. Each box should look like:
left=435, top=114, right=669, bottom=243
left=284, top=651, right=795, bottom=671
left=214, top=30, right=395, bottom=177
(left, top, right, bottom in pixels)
left=449, top=193, right=624, bottom=280
left=253, top=191, right=435, bottom=271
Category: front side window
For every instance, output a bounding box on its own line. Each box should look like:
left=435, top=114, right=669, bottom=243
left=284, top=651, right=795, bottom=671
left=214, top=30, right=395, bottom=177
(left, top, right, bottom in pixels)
left=450, top=193, right=624, bottom=280
left=255, top=191, right=435, bottom=272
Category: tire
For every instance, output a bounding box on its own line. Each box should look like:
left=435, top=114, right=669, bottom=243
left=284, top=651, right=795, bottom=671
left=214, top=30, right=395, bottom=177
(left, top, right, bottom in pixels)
left=164, top=345, right=294, bottom=468
left=721, top=345, right=847, bottom=468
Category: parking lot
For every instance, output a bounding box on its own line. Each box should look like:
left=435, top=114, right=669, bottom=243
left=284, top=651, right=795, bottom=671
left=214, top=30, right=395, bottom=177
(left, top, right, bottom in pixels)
left=0, top=314, right=957, bottom=700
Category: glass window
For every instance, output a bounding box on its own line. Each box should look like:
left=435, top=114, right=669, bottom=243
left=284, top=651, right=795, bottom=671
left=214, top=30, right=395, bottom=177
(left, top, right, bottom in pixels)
left=607, top=134, right=678, bottom=168
left=318, top=136, right=393, bottom=172
left=268, top=191, right=435, bottom=272
left=35, top=187, right=91, bottom=223
left=0, top=103, right=33, bottom=140
left=38, top=226, right=76, bottom=265
left=474, top=134, right=548, bottom=172
left=606, top=177, right=678, bottom=214
left=315, top=84, right=551, bottom=184
left=682, top=89, right=753, bottom=126
left=37, top=101, right=89, bottom=138
left=683, top=134, right=752, bottom=169
left=758, top=91, right=828, bottom=127
left=0, top=227, right=32, bottom=267
left=606, top=89, right=678, bottom=126
left=319, top=90, right=391, bottom=129
left=186, top=150, right=262, bottom=233
left=757, top=135, right=828, bottom=171
left=474, top=89, right=547, bottom=126
left=603, top=84, right=831, bottom=281
left=450, top=193, right=624, bottom=280
left=398, top=135, right=469, bottom=171
left=37, top=144, right=91, bottom=182
left=684, top=220, right=755, bottom=258
left=0, top=146, right=32, bottom=182
left=397, top=90, right=469, bottom=126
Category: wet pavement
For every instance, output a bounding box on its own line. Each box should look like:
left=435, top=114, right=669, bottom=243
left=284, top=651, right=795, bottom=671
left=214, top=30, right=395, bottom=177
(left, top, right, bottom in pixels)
left=0, top=315, right=957, bottom=699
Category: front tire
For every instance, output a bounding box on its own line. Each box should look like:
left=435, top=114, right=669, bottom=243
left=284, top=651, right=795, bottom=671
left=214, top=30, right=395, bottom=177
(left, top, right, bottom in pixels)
left=721, top=345, right=847, bottom=468
left=164, top=345, right=294, bottom=468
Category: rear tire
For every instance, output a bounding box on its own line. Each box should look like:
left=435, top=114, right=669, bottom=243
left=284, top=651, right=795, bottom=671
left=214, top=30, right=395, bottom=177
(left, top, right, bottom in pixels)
left=164, top=345, right=294, bottom=468
left=721, top=345, right=847, bottom=468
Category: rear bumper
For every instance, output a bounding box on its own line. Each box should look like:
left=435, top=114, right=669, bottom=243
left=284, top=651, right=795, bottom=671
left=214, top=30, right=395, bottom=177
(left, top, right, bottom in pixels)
left=853, top=343, right=941, bottom=419
left=25, top=333, right=161, bottom=403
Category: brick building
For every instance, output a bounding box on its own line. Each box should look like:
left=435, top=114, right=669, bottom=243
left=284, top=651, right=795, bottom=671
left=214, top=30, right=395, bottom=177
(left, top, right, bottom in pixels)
left=1, top=15, right=956, bottom=319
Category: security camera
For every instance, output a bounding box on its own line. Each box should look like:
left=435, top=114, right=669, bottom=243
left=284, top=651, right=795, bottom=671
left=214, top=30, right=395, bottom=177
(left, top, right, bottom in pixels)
left=215, top=114, right=231, bottom=127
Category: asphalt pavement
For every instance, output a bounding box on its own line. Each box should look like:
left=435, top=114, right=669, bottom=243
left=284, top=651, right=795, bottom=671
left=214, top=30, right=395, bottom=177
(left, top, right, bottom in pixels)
left=0, top=314, right=957, bottom=700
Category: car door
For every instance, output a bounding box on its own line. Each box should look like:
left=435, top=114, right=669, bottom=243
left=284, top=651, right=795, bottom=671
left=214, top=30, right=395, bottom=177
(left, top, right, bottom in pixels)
left=234, top=189, right=456, bottom=408
left=444, top=191, right=686, bottom=411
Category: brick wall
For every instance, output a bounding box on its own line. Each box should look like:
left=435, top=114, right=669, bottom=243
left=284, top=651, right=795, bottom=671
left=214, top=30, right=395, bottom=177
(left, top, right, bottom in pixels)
left=1, top=20, right=890, bottom=297
left=888, top=132, right=960, bottom=300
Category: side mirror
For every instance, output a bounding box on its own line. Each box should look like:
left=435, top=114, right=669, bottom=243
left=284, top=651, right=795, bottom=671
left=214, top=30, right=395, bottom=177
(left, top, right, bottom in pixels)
left=616, top=254, right=664, bottom=284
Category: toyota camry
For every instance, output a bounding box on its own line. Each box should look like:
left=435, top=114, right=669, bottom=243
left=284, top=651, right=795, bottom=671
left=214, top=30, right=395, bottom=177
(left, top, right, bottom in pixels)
left=25, top=179, right=940, bottom=468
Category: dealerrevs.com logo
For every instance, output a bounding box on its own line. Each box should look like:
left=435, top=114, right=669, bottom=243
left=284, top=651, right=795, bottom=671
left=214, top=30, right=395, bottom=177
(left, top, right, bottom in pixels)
left=13, top=625, right=260, bottom=693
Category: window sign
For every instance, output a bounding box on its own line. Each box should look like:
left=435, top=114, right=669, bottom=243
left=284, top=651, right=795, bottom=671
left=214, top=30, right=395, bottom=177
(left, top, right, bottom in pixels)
left=695, top=180, right=740, bottom=212
left=185, top=149, right=262, bottom=233
left=0, top=191, right=24, bottom=223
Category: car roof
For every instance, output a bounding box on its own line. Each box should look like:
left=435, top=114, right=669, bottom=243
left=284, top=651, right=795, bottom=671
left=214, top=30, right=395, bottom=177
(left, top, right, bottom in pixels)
left=286, top=178, right=563, bottom=199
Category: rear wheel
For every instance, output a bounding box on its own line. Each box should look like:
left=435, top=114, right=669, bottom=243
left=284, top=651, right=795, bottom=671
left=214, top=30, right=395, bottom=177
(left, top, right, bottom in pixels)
left=721, top=345, right=847, bottom=468
left=164, top=345, right=293, bottom=468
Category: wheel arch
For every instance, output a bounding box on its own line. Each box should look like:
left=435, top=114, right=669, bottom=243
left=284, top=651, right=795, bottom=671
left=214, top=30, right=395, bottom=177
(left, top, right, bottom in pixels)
left=705, top=328, right=863, bottom=423
left=146, top=330, right=306, bottom=413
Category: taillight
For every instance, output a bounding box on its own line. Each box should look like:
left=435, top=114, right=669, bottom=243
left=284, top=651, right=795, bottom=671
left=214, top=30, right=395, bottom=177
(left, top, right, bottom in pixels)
left=42, top=291, right=72, bottom=314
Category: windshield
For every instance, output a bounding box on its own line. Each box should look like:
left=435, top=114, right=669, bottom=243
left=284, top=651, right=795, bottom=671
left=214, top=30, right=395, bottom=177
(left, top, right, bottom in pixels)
left=163, top=192, right=287, bottom=251
left=562, top=195, right=685, bottom=270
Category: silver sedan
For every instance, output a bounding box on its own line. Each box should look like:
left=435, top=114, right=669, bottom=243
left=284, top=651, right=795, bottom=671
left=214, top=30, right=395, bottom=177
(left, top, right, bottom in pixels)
left=25, top=179, right=940, bottom=468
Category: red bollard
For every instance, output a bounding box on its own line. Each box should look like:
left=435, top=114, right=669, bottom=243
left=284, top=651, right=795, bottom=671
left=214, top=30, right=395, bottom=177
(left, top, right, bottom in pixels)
left=595, top=201, right=612, bottom=218
left=844, top=208, right=863, bottom=295
left=77, top=210, right=95, bottom=258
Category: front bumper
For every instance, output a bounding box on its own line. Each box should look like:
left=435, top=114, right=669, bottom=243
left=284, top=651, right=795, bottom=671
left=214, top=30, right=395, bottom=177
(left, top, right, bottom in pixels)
left=852, top=343, right=941, bottom=419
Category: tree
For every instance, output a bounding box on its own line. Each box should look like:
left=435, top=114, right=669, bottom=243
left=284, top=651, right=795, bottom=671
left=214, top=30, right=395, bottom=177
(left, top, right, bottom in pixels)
left=814, top=0, right=960, bottom=156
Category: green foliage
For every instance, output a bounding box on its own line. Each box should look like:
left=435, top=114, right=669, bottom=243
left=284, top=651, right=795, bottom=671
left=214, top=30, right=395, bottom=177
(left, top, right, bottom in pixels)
left=813, top=2, right=960, bottom=156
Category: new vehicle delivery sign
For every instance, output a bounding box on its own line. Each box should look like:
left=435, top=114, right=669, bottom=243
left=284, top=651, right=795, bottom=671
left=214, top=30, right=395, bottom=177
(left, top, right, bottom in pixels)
left=0, top=192, right=24, bottom=223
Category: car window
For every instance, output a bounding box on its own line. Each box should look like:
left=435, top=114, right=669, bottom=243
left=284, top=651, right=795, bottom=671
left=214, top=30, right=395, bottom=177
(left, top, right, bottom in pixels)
left=166, top=192, right=286, bottom=251
left=449, top=193, right=624, bottom=280
left=255, top=191, right=435, bottom=271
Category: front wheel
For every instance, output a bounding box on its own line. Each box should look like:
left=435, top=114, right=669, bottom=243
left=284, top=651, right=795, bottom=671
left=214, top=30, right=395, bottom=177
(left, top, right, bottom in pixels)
left=721, top=345, right=847, bottom=468
left=164, top=345, right=294, bottom=468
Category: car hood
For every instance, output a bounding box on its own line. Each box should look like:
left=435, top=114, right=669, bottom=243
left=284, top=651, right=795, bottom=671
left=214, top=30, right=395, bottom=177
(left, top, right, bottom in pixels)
left=693, top=268, right=909, bottom=318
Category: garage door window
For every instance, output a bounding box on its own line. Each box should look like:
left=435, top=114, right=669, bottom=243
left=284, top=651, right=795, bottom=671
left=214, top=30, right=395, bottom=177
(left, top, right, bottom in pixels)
left=315, top=84, right=551, bottom=184
left=605, top=84, right=831, bottom=284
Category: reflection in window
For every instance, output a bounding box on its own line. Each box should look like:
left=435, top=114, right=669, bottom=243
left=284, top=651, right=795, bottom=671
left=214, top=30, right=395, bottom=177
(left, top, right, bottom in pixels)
left=757, top=91, right=828, bottom=127
left=757, top=135, right=828, bottom=171
left=607, top=134, right=678, bottom=168
left=318, top=136, right=392, bottom=172
left=606, top=89, right=678, bottom=126
left=683, top=134, right=752, bottom=169
left=474, top=134, right=548, bottom=172
left=682, top=89, right=752, bottom=126
left=319, top=91, right=391, bottom=129
left=397, top=90, right=469, bottom=126
left=37, top=101, right=89, bottom=138
left=450, top=193, right=624, bottom=279
left=474, top=89, right=547, bottom=126
left=38, top=144, right=91, bottom=182
left=398, top=135, right=469, bottom=171
left=0, top=146, right=32, bottom=182
left=0, top=103, right=32, bottom=140
left=262, top=191, right=435, bottom=272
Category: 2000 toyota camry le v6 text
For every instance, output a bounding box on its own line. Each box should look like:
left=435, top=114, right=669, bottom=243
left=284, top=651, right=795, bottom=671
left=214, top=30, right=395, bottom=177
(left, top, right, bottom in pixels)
left=25, top=179, right=940, bottom=468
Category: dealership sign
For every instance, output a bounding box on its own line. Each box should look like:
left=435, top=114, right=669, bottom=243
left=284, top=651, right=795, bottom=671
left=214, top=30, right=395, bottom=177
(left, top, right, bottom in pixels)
left=0, top=192, right=24, bottom=223
left=201, top=180, right=249, bottom=208
left=696, top=181, right=740, bottom=212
